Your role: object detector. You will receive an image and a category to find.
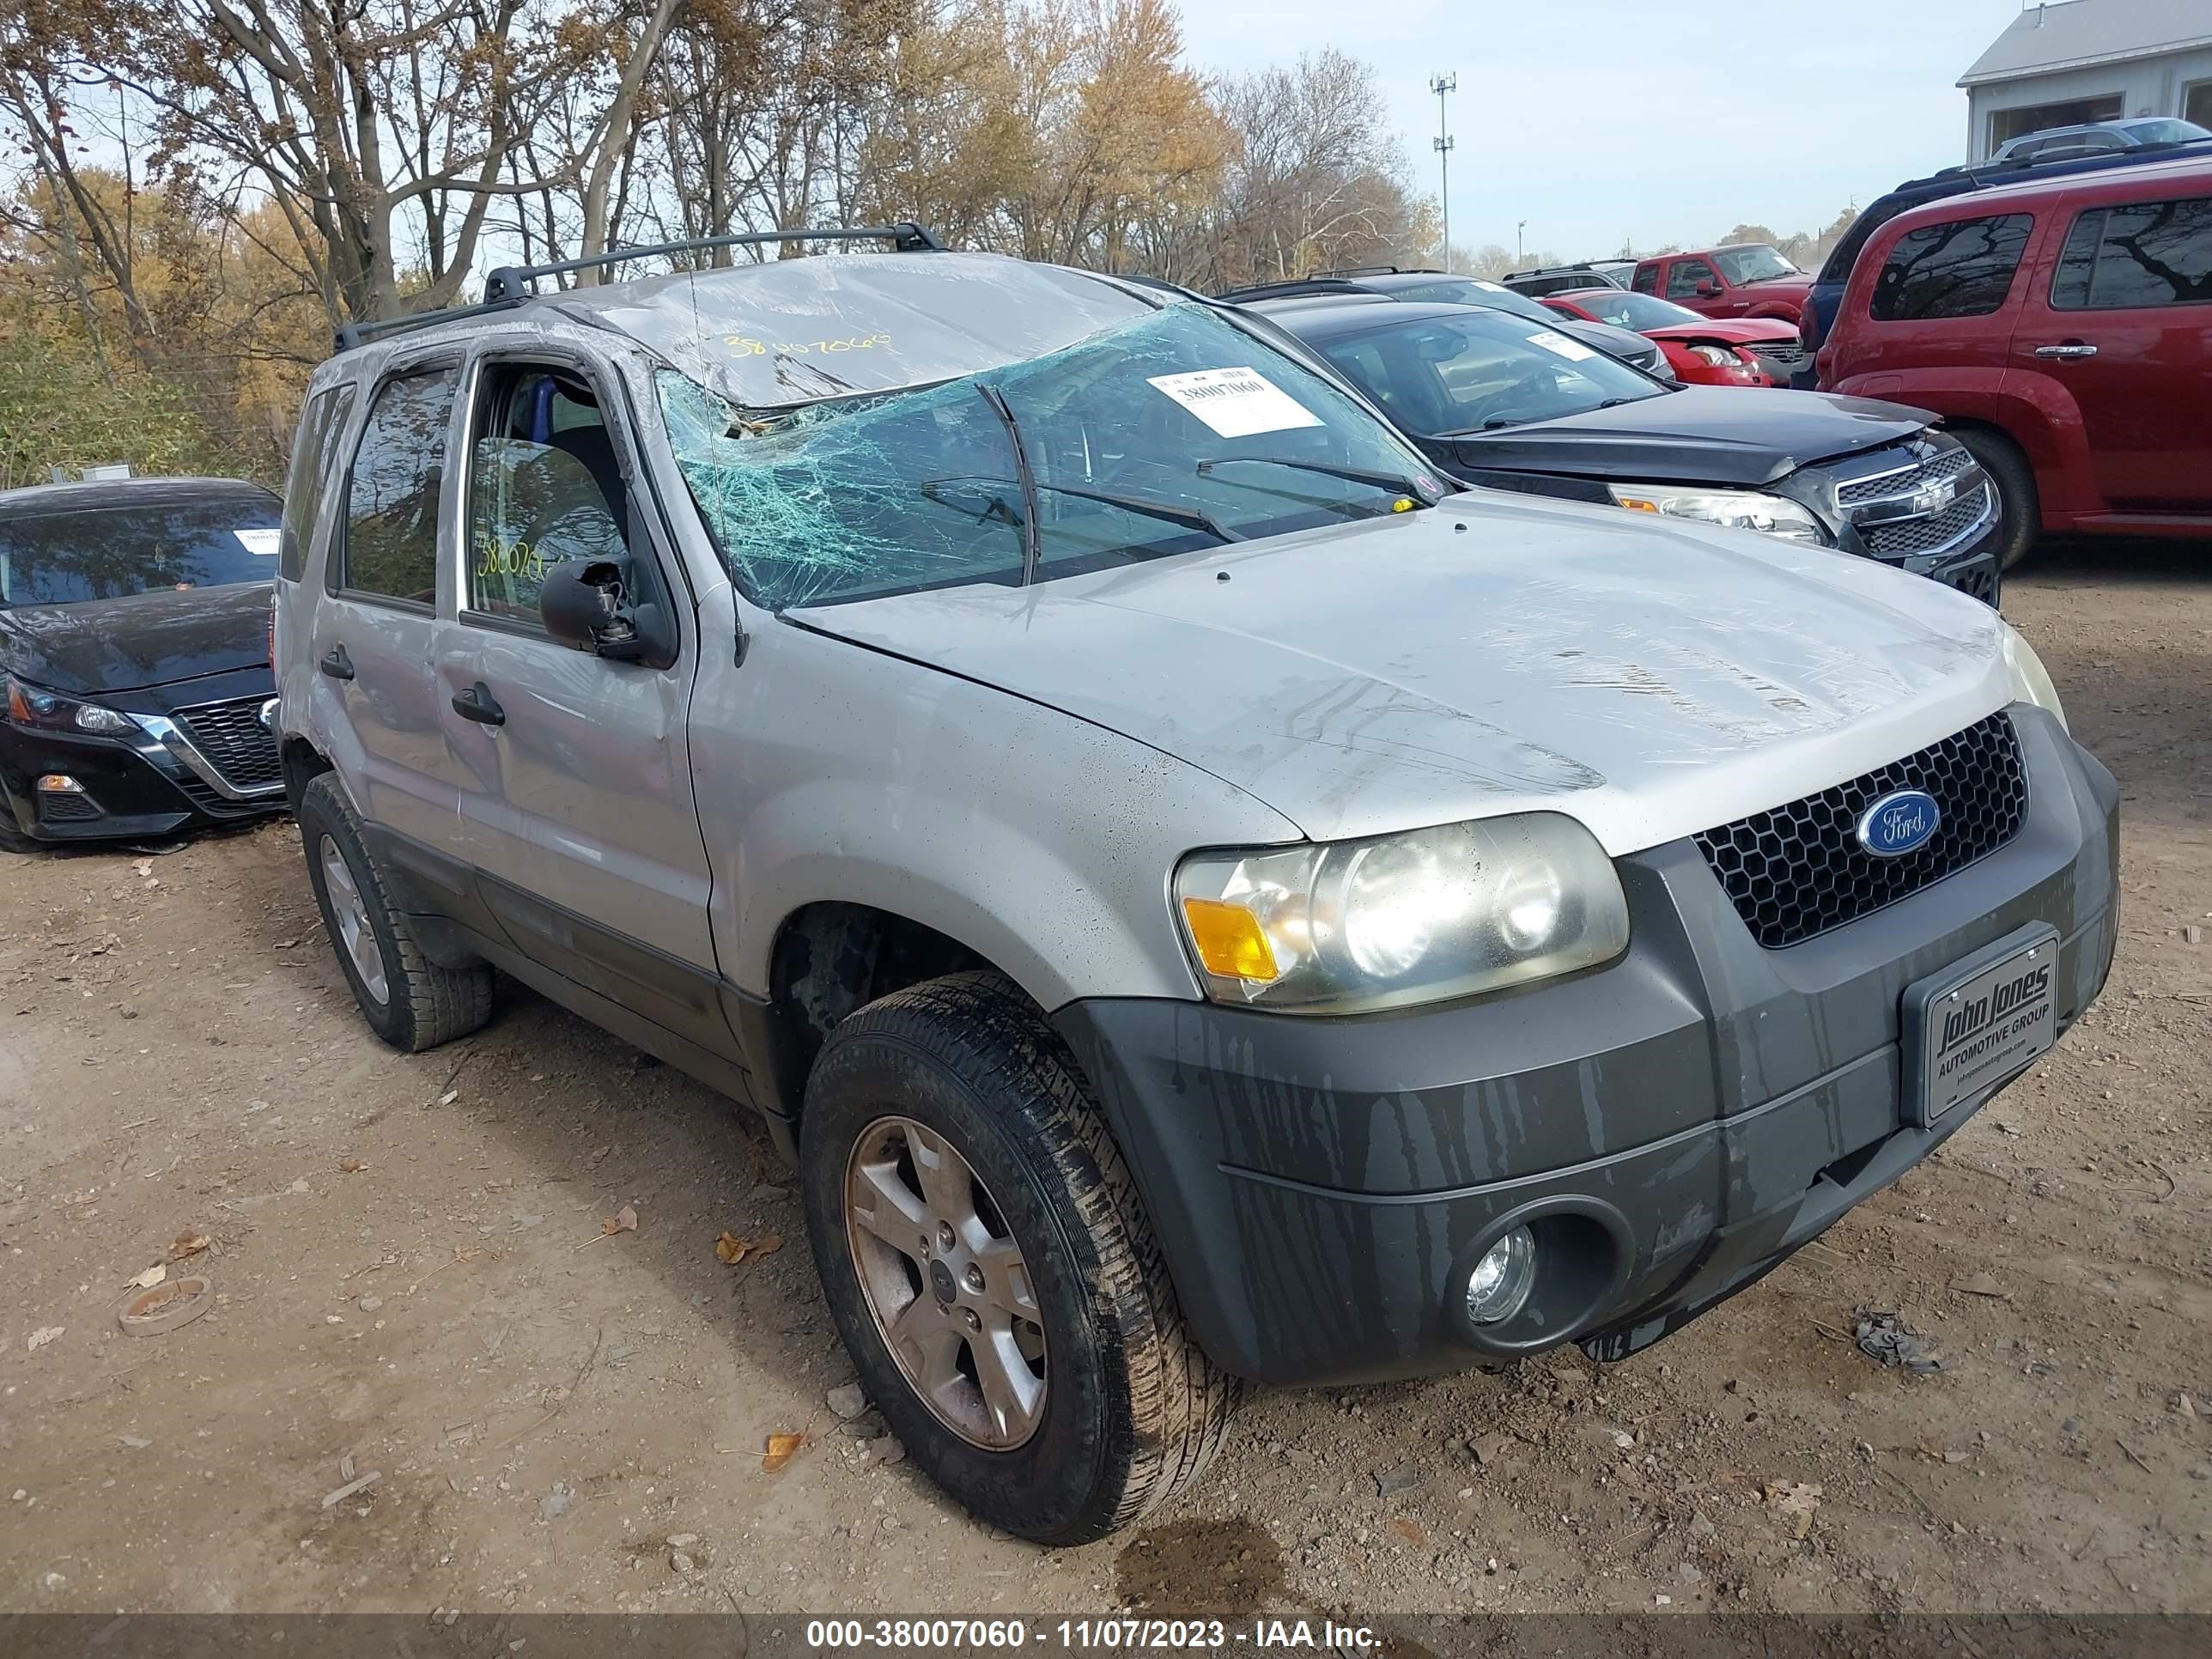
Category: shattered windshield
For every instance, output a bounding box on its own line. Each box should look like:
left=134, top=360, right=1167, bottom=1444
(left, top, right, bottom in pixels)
left=657, top=304, right=1446, bottom=610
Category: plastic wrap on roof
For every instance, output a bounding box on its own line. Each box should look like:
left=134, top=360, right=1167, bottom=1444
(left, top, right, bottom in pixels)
left=588, top=252, right=1152, bottom=410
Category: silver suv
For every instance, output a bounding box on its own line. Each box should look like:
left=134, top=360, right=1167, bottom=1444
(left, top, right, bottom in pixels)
left=273, top=228, right=2118, bottom=1544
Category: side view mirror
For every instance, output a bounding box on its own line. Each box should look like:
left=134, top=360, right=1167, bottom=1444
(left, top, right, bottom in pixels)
left=1694, top=281, right=1721, bottom=299
left=539, top=557, right=677, bottom=670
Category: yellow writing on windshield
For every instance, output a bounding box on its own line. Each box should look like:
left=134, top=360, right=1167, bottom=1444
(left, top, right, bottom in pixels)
left=475, top=531, right=548, bottom=583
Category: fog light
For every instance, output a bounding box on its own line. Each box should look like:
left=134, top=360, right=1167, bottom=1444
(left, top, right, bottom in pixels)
left=1465, top=1226, right=1537, bottom=1324
left=35, top=775, right=85, bottom=793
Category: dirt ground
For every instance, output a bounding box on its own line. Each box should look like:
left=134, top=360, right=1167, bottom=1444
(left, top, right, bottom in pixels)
left=3, top=543, right=2207, bottom=1625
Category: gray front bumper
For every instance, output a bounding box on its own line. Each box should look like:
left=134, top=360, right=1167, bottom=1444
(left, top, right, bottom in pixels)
left=1055, top=708, right=2118, bottom=1386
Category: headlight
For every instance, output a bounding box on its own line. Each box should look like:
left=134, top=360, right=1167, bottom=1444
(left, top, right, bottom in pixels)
left=3, top=675, right=138, bottom=737
left=2000, top=623, right=2067, bottom=732
left=1687, top=343, right=1739, bottom=366
left=1608, top=483, right=1832, bottom=545
left=1173, top=813, right=1629, bottom=1014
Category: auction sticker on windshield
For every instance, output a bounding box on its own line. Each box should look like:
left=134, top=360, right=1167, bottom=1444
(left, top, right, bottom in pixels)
left=1148, top=367, right=1322, bottom=439
left=1902, top=924, right=2059, bottom=1128
left=234, top=527, right=282, bottom=556
left=1527, top=330, right=1599, bottom=362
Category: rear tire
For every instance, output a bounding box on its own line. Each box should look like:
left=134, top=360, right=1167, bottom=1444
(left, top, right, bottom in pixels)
left=799, top=971, right=1237, bottom=1543
left=1953, top=427, right=2040, bottom=572
left=297, top=774, right=491, bottom=1052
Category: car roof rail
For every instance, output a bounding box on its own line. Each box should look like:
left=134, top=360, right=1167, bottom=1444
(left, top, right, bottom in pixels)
left=480, top=222, right=945, bottom=303
left=1215, top=276, right=1370, bottom=301
left=331, top=297, right=525, bottom=356
left=329, top=222, right=945, bottom=356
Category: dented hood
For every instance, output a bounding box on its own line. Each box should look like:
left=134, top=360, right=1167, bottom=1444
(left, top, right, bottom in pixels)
left=790, top=495, right=2017, bottom=854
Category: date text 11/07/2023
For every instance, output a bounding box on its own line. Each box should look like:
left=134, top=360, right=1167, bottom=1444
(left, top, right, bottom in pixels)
left=804, top=1618, right=1382, bottom=1652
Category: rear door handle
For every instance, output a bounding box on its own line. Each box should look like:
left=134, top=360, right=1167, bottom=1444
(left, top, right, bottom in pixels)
left=451, top=683, right=505, bottom=726
left=319, top=645, right=354, bottom=681
left=2032, top=342, right=2099, bottom=360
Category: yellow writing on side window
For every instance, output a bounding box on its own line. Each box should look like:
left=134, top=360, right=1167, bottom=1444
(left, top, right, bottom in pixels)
left=475, top=531, right=549, bottom=583
left=724, top=331, right=892, bottom=358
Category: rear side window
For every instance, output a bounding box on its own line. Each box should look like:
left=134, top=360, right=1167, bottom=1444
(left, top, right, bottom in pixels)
left=340, top=368, right=456, bottom=605
left=278, top=384, right=356, bottom=583
left=1632, top=264, right=1659, bottom=294
left=2051, top=197, right=2212, bottom=309
left=1869, top=214, right=2033, bottom=320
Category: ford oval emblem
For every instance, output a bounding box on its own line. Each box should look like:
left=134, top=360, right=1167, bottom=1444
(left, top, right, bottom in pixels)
left=1857, top=788, right=1942, bottom=859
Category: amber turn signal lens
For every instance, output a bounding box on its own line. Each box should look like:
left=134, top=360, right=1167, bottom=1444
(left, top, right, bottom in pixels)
left=1180, top=897, right=1279, bottom=981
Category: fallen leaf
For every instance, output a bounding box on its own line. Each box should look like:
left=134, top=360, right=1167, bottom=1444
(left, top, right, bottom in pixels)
left=27, top=1326, right=64, bottom=1352
left=274, top=939, right=299, bottom=950
left=339, top=1158, right=367, bottom=1174
left=715, top=1231, right=785, bottom=1267
left=128, top=1264, right=167, bottom=1290
left=586, top=1145, right=612, bottom=1170
left=170, top=1231, right=210, bottom=1260
left=1386, top=1517, right=1429, bottom=1547
left=762, top=1431, right=805, bottom=1474
left=601, top=1204, right=638, bottom=1237
left=1950, top=1273, right=2010, bottom=1300
left=435, top=1090, right=459, bottom=1107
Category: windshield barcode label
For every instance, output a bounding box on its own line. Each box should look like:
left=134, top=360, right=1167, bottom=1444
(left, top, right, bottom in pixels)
left=1147, top=367, right=1323, bottom=439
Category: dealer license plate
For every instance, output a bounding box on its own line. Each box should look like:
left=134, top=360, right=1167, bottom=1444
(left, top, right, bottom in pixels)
left=1902, top=924, right=2060, bottom=1129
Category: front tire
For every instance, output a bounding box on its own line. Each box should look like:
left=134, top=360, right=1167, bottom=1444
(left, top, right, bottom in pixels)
left=297, top=774, right=491, bottom=1052
left=799, top=972, right=1237, bottom=1543
left=1954, top=427, right=2041, bottom=572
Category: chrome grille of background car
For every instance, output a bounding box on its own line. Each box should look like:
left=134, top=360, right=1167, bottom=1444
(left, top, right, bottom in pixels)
left=1863, top=484, right=1995, bottom=556
left=1750, top=340, right=1808, bottom=370
left=174, top=697, right=283, bottom=793
left=1836, top=444, right=1975, bottom=507
left=1693, top=712, right=2028, bottom=950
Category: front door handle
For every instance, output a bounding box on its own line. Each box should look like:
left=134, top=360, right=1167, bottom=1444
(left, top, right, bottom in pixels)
left=319, top=645, right=355, bottom=681
left=2032, top=342, right=2099, bottom=360
left=451, top=682, right=506, bottom=726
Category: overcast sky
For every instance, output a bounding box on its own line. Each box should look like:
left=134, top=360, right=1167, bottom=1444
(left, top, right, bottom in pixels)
left=1177, top=0, right=2031, bottom=259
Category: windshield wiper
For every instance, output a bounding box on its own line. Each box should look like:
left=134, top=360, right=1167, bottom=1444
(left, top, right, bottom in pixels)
left=1195, top=455, right=1435, bottom=501
left=1031, top=482, right=1243, bottom=544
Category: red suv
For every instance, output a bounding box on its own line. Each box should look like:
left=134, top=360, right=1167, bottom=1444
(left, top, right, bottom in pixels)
left=1818, top=153, right=2212, bottom=566
left=1631, top=244, right=1813, bottom=324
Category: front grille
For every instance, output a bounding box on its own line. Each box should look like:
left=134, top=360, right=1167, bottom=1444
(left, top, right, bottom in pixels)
left=168, top=770, right=267, bottom=819
left=1863, top=483, right=1996, bottom=556
left=1694, top=712, right=2028, bottom=950
left=1751, top=340, right=1808, bottom=370
left=1836, top=444, right=1975, bottom=507
left=174, top=697, right=283, bottom=793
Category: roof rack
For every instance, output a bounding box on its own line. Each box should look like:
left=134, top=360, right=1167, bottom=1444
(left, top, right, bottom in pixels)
left=480, top=222, right=945, bottom=303
left=1312, top=264, right=1443, bottom=279
left=1214, top=276, right=1370, bottom=302
left=330, top=222, right=945, bottom=356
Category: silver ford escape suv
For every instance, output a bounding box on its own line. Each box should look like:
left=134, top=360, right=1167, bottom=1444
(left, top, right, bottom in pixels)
left=271, top=225, right=2118, bottom=1545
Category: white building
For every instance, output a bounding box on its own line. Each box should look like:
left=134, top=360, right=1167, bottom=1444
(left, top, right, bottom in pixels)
left=1959, top=0, right=2212, bottom=161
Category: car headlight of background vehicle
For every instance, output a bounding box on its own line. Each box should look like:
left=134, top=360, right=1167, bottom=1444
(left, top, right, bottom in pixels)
left=2001, top=623, right=2068, bottom=732
left=1174, top=813, right=1629, bottom=1014
left=1608, top=483, right=1831, bottom=545
left=1686, top=343, right=1740, bottom=367
left=3, top=674, right=138, bottom=737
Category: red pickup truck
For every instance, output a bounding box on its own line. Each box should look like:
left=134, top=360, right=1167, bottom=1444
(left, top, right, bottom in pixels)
left=1631, top=245, right=1814, bottom=325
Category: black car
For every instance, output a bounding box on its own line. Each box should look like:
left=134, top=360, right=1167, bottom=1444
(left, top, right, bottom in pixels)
left=1248, top=297, right=2002, bottom=604
left=0, top=477, right=289, bottom=851
left=1500, top=258, right=1637, bottom=296
left=1216, top=266, right=1679, bottom=382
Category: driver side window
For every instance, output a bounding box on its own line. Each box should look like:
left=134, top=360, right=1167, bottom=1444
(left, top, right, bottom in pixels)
left=1668, top=259, right=1717, bottom=300
left=465, top=367, right=630, bottom=627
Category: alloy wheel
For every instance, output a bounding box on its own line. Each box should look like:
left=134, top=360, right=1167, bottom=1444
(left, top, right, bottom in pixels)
left=843, top=1115, right=1047, bottom=1449
left=319, top=834, right=388, bottom=1006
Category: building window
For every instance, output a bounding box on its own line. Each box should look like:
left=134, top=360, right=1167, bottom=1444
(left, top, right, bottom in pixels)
left=2186, top=82, right=2212, bottom=131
